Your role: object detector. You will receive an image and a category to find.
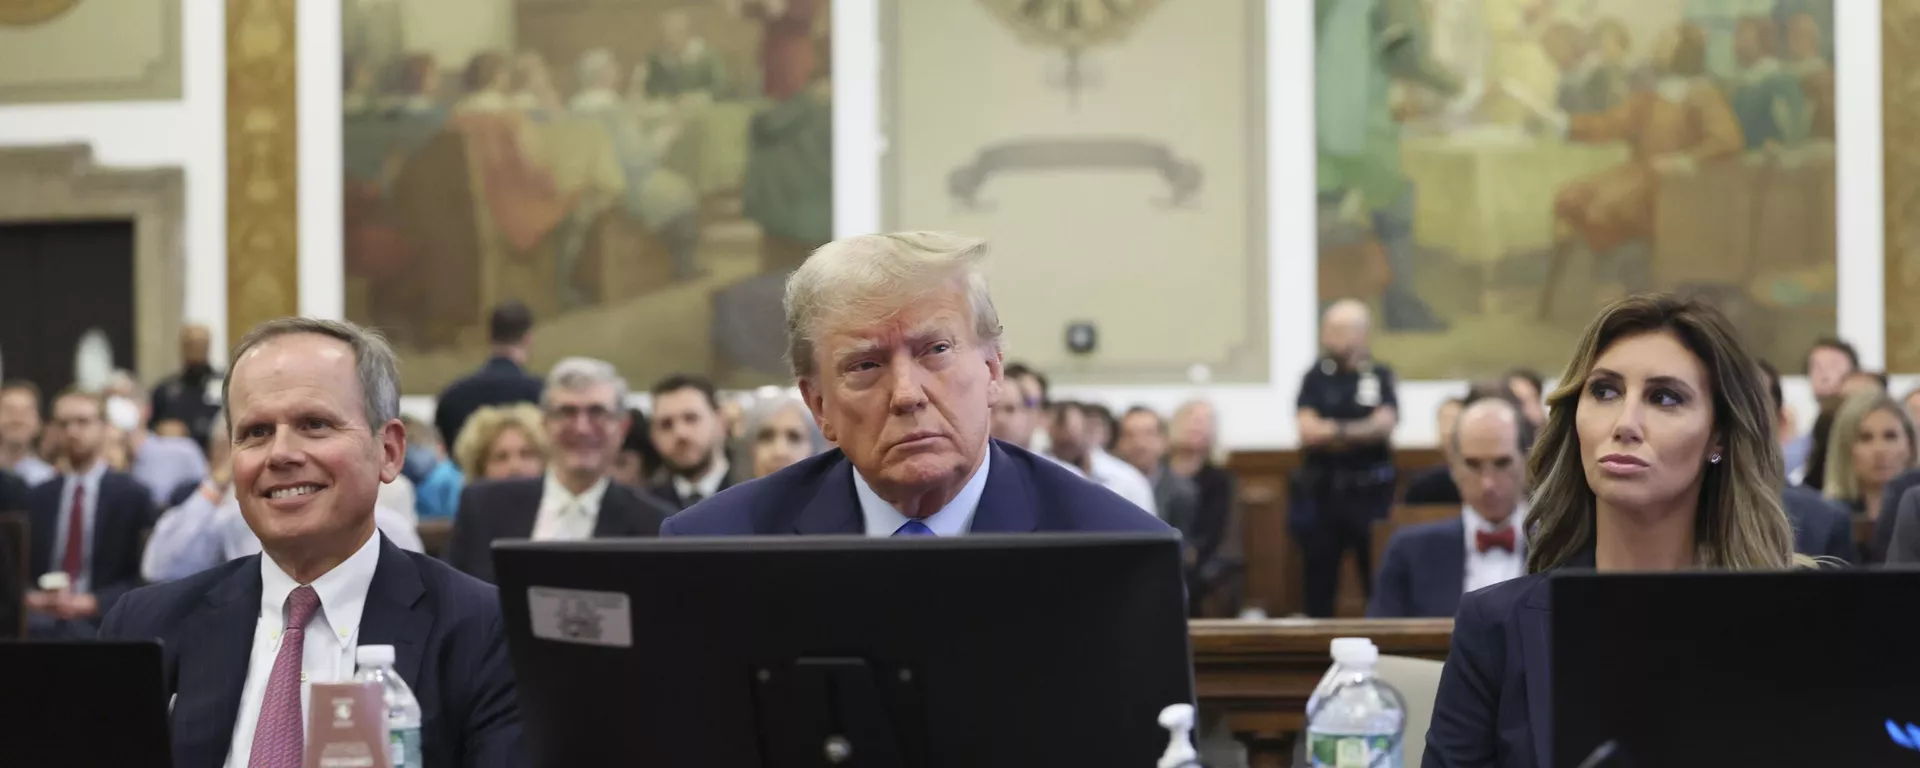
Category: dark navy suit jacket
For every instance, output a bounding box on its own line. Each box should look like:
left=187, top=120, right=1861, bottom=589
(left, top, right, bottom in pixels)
left=1424, top=551, right=1595, bottom=768
left=28, top=470, right=155, bottom=621
left=1367, top=518, right=1467, bottom=619
left=433, top=356, right=542, bottom=452
left=660, top=439, right=1171, bottom=535
left=1781, top=484, right=1858, bottom=563
left=99, top=534, right=524, bottom=768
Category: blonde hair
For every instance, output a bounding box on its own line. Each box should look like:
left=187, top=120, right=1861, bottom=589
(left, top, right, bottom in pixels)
left=783, top=231, right=1004, bottom=379
left=1821, top=388, right=1918, bottom=506
left=1526, top=295, right=1799, bottom=572
left=452, top=403, right=549, bottom=477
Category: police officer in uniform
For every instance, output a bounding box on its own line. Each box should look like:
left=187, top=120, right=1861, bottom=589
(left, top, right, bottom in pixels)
left=1293, top=299, right=1400, bottom=617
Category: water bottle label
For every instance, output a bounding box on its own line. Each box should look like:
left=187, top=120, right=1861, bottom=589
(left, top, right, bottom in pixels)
left=1306, top=731, right=1400, bottom=768
left=390, top=727, right=423, bottom=768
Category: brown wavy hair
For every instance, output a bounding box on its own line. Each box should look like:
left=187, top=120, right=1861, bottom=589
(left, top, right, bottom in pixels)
left=1526, top=294, right=1798, bottom=572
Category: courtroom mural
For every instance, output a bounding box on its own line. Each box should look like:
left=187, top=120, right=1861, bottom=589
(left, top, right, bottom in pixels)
left=1315, top=0, right=1837, bottom=379
left=342, top=0, right=830, bottom=393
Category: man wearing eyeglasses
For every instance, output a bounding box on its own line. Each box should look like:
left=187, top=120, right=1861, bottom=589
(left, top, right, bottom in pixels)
left=446, top=357, right=673, bottom=583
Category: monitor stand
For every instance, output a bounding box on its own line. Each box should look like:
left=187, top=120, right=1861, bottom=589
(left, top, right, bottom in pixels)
left=752, top=657, right=926, bottom=768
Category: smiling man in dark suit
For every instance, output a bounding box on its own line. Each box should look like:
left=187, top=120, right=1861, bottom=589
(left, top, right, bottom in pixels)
left=662, top=232, right=1167, bottom=537
left=100, top=318, right=522, bottom=768
left=447, top=357, right=671, bottom=583
left=1370, top=395, right=1534, bottom=618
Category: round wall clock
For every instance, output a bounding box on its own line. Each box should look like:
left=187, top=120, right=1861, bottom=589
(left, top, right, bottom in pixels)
left=0, top=0, right=81, bottom=27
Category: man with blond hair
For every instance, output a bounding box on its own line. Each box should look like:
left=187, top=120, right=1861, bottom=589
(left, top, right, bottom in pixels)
left=662, top=231, right=1166, bottom=537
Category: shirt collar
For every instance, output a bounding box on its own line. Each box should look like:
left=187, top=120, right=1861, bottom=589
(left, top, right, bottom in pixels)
left=259, top=528, right=383, bottom=644
left=1462, top=503, right=1527, bottom=550
left=543, top=472, right=611, bottom=515
left=672, top=457, right=730, bottom=501
left=855, top=447, right=991, bottom=537
left=69, top=459, right=107, bottom=484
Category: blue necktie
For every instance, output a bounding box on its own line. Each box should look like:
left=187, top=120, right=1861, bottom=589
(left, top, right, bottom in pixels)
left=893, top=520, right=936, bottom=537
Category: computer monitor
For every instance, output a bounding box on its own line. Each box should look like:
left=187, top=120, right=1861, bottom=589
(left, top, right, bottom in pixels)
left=1551, top=569, right=1920, bottom=767
left=494, top=533, right=1194, bottom=768
left=0, top=640, right=173, bottom=767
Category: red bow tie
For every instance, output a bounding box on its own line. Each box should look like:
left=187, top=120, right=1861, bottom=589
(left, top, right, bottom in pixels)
left=1475, top=526, right=1516, bottom=554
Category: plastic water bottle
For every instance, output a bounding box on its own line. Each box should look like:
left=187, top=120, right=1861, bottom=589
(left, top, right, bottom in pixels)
left=1305, top=642, right=1407, bottom=768
left=1306, top=637, right=1377, bottom=719
left=356, top=644, right=423, bottom=768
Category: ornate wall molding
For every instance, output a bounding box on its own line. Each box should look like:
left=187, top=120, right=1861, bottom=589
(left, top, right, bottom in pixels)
left=0, top=143, right=187, bottom=379
left=0, top=0, right=182, bottom=104
left=226, top=0, right=299, bottom=341
left=1887, top=0, right=1920, bottom=372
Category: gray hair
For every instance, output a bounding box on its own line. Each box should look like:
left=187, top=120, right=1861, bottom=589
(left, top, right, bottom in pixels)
left=783, top=231, right=1004, bottom=379
left=544, top=356, right=630, bottom=411
left=741, top=396, right=828, bottom=456
left=222, top=317, right=401, bottom=437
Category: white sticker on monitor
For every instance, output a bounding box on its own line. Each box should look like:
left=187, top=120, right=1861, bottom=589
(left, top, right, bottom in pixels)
left=527, top=587, right=633, bottom=648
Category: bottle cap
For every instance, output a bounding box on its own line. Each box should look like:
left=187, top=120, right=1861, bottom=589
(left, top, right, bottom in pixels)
left=1329, top=637, right=1375, bottom=663
left=356, top=644, right=396, bottom=667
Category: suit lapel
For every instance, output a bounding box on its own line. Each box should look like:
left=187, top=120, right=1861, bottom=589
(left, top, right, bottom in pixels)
left=359, top=536, right=432, bottom=693
left=970, top=443, right=1038, bottom=534
left=1520, top=578, right=1554, bottom=765
left=1434, top=519, right=1467, bottom=615
left=792, top=454, right=863, bottom=534
left=170, top=562, right=264, bottom=768
left=499, top=481, right=542, bottom=540
left=592, top=488, right=632, bottom=537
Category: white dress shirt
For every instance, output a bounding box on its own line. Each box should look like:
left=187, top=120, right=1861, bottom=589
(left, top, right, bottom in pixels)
left=225, top=529, right=382, bottom=768
left=856, top=449, right=990, bottom=537
left=671, top=456, right=731, bottom=505
left=141, top=484, right=423, bottom=583
left=48, top=460, right=107, bottom=592
left=532, top=473, right=609, bottom=541
left=1462, top=503, right=1527, bottom=594
left=1045, top=449, right=1159, bottom=517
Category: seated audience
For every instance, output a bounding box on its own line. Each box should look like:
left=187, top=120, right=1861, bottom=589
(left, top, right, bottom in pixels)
left=1167, top=399, right=1240, bottom=614
left=1044, top=400, right=1159, bottom=516
left=741, top=396, right=828, bottom=479
left=400, top=415, right=464, bottom=520
left=1426, top=295, right=1803, bottom=766
left=448, top=358, right=671, bottom=583
left=661, top=231, right=1168, bottom=537
left=611, top=408, right=661, bottom=488
left=101, top=318, right=524, bottom=767
left=1371, top=395, right=1533, bottom=619
left=1402, top=396, right=1466, bottom=505
left=435, top=300, right=543, bottom=452
left=452, top=403, right=549, bottom=481
left=25, top=389, right=156, bottom=639
left=1819, top=389, right=1916, bottom=522
left=1755, top=362, right=1859, bottom=564
left=1114, top=405, right=1200, bottom=537
left=990, top=361, right=1046, bottom=449
left=106, top=391, right=210, bottom=506
left=647, top=374, right=739, bottom=509
left=0, top=381, right=55, bottom=487
left=142, top=412, right=423, bottom=583
left=1787, top=336, right=1859, bottom=475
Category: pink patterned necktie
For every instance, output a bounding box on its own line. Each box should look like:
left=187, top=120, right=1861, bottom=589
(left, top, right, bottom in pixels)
left=249, top=585, right=321, bottom=768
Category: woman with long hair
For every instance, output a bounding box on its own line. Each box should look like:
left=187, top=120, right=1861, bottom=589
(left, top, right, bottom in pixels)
left=1424, top=295, right=1802, bottom=767
left=1819, top=388, right=1917, bottom=521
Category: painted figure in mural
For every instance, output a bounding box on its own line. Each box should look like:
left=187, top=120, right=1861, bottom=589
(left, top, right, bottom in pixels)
left=737, top=0, right=833, bottom=271
left=1546, top=18, right=1634, bottom=115
left=644, top=9, right=729, bottom=101
left=1727, top=15, right=1811, bottom=153
left=1316, top=0, right=1470, bottom=333
left=1548, top=22, right=1742, bottom=297
left=568, top=48, right=703, bottom=282
left=1783, top=11, right=1834, bottom=141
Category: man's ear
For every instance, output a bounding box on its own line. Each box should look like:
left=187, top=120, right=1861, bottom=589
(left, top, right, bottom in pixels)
left=985, top=346, right=1005, bottom=406
left=798, top=378, right=833, bottom=444
left=378, top=419, right=406, bottom=484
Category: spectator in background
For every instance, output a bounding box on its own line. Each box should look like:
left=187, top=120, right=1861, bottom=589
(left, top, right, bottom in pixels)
left=611, top=408, right=661, bottom=489
left=1004, top=362, right=1051, bottom=452
left=1402, top=396, right=1466, bottom=505
left=1083, top=403, right=1119, bottom=451
left=25, top=389, right=155, bottom=638
left=1844, top=370, right=1888, bottom=396
left=1789, top=337, right=1860, bottom=473
left=1903, top=386, right=1920, bottom=430
left=400, top=415, right=464, bottom=520
left=105, top=391, right=209, bottom=507
left=1504, top=367, right=1548, bottom=428
left=1167, top=399, right=1240, bottom=617
left=141, top=411, right=424, bottom=584
left=741, top=396, right=829, bottom=479
left=1293, top=299, right=1399, bottom=618
left=435, top=301, right=543, bottom=452
left=992, top=361, right=1046, bottom=449
left=0, top=381, right=54, bottom=487
left=648, top=374, right=738, bottom=509
left=1821, top=389, right=1916, bottom=523
left=1045, top=400, right=1158, bottom=516
left=1755, top=362, right=1858, bottom=564
left=451, top=403, right=549, bottom=482
left=1114, top=406, right=1199, bottom=538
left=147, top=323, right=223, bottom=451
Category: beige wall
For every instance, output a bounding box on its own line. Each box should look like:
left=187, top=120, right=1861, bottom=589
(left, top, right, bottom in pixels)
left=885, top=0, right=1267, bottom=383
left=0, top=0, right=180, bottom=103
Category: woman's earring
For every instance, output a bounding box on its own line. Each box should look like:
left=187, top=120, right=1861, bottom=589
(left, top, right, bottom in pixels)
left=1709, top=453, right=1722, bottom=464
